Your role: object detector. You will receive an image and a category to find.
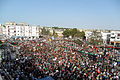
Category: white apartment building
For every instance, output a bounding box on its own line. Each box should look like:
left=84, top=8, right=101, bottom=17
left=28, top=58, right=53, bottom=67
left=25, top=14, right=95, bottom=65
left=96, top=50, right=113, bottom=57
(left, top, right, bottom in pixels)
left=2, top=26, right=6, bottom=36
left=0, top=24, right=3, bottom=39
left=6, top=25, right=16, bottom=37
left=16, top=26, right=22, bottom=36
left=0, top=24, right=3, bottom=34
left=6, top=25, right=24, bottom=37
left=101, top=32, right=111, bottom=44
left=85, top=31, right=92, bottom=41
left=49, top=29, right=54, bottom=34
left=110, top=31, right=120, bottom=46
left=32, top=26, right=36, bottom=36
left=24, top=26, right=30, bottom=37
left=36, top=27, right=39, bottom=38
left=30, top=26, right=39, bottom=40
left=4, top=22, right=41, bottom=40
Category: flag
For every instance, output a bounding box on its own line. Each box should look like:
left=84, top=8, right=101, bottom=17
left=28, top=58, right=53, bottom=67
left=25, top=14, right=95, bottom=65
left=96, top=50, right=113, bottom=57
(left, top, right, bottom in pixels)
left=79, top=65, right=80, bottom=68
left=97, top=67, right=101, bottom=74
left=73, top=66, right=76, bottom=72
left=69, top=59, right=72, bottom=63
left=73, top=55, right=75, bottom=58
left=105, top=57, right=107, bottom=59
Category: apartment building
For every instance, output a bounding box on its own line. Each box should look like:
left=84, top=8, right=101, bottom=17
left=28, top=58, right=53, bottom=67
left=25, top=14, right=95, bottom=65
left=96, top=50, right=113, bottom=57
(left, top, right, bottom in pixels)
left=85, top=31, right=92, bottom=41
left=110, top=30, right=120, bottom=46
left=24, top=26, right=30, bottom=37
left=4, top=22, right=41, bottom=40
left=0, top=24, right=3, bottom=39
left=101, top=32, right=111, bottom=44
left=6, top=24, right=16, bottom=37
left=30, top=26, right=39, bottom=40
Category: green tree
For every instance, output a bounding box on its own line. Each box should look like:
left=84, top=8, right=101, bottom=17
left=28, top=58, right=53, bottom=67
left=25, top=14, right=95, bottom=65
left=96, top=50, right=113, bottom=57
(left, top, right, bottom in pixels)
left=62, top=29, right=71, bottom=37
left=54, top=33, right=58, bottom=38
left=75, top=31, right=85, bottom=39
left=62, top=28, right=85, bottom=38
left=41, top=27, right=50, bottom=35
left=62, top=28, right=78, bottom=37
left=52, top=27, right=59, bottom=29
left=71, top=28, right=78, bottom=37
left=89, top=30, right=103, bottom=45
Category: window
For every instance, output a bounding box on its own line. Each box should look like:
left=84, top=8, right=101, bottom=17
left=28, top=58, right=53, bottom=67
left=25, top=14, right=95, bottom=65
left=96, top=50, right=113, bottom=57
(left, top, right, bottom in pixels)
left=112, top=33, right=114, bottom=35
left=107, top=35, right=110, bottom=37
left=118, top=34, right=120, bottom=36
left=111, top=37, right=115, bottom=39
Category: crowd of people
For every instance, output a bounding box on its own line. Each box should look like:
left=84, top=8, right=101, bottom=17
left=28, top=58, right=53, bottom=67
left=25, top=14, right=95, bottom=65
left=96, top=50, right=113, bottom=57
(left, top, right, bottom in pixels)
left=0, top=37, right=120, bottom=80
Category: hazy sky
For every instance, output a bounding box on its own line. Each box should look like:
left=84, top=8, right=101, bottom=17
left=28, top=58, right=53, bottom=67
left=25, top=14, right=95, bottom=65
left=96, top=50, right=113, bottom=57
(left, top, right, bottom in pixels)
left=0, top=0, right=120, bottom=30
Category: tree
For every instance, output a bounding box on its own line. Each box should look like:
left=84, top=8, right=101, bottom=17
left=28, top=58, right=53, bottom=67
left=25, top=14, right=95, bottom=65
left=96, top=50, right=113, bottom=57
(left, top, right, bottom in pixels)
left=52, top=27, right=59, bottom=29
left=62, top=29, right=71, bottom=37
left=89, top=30, right=103, bottom=45
left=70, top=28, right=78, bottom=37
left=54, top=33, right=58, bottom=38
left=75, top=31, right=85, bottom=39
left=62, top=28, right=78, bottom=37
left=62, top=28, right=85, bottom=39
left=52, top=26, right=67, bottom=29
left=41, top=27, right=50, bottom=35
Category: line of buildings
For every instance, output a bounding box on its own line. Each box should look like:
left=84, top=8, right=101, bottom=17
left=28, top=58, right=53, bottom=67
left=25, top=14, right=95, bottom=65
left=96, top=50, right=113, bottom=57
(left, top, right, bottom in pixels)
left=0, top=22, right=120, bottom=46
left=0, top=22, right=64, bottom=40
left=85, top=30, right=120, bottom=46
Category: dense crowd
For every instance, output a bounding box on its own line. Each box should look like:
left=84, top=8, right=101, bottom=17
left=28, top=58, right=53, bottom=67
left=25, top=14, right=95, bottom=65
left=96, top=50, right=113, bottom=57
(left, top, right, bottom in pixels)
left=0, top=37, right=120, bottom=80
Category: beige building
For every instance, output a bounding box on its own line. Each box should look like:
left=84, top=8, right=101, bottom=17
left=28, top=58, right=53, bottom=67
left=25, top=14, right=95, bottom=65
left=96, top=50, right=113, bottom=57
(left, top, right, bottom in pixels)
left=5, top=22, right=17, bottom=25
left=0, top=24, right=2, bottom=35
left=0, top=24, right=3, bottom=39
left=54, top=29, right=63, bottom=37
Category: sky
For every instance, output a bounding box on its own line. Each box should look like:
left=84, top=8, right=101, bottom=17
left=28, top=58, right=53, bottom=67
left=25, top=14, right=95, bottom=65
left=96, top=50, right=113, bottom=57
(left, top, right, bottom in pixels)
left=0, top=0, right=120, bottom=30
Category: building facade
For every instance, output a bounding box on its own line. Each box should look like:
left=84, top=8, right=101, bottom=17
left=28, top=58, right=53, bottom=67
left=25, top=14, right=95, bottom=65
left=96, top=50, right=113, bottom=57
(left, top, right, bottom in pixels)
left=0, top=24, right=3, bottom=39
left=4, top=22, right=41, bottom=40
left=101, top=32, right=111, bottom=44
left=110, top=31, right=120, bottom=46
left=85, top=31, right=92, bottom=41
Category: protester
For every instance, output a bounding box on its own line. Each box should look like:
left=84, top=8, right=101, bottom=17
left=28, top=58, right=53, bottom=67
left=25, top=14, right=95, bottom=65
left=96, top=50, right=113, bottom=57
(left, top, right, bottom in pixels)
left=0, top=37, right=120, bottom=80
